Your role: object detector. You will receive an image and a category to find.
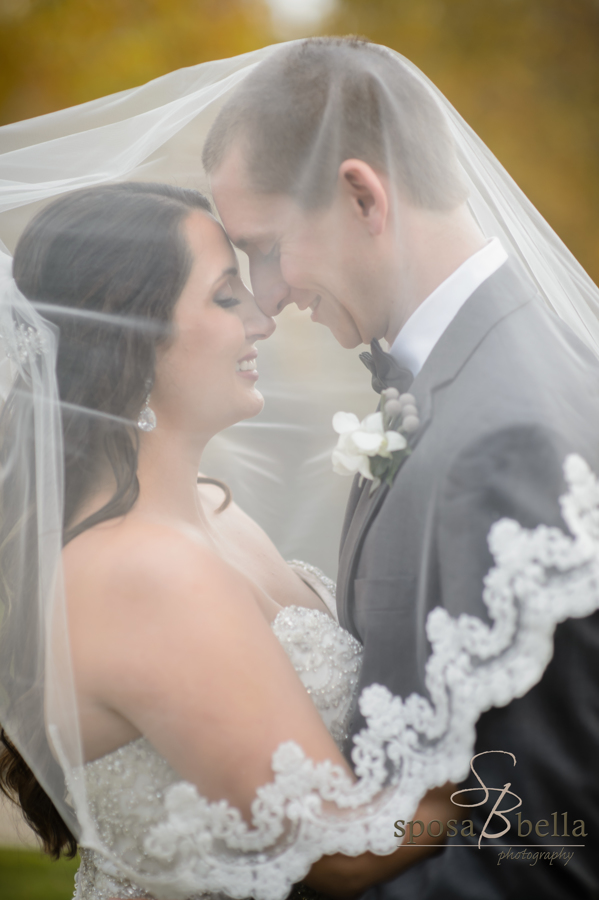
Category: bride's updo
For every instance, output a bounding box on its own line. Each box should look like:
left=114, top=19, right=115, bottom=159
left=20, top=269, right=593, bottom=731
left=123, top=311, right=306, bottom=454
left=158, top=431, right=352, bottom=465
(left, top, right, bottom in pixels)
left=0, top=182, right=213, bottom=857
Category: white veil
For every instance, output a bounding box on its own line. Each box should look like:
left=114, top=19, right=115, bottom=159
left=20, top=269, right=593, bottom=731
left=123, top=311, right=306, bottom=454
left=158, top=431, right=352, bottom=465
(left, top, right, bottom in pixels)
left=1, top=39, right=599, bottom=898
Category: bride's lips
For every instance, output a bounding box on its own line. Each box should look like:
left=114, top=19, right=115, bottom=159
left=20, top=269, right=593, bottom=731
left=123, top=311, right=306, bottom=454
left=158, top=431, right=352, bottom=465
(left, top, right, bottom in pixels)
left=236, top=351, right=259, bottom=381
left=310, top=295, right=322, bottom=321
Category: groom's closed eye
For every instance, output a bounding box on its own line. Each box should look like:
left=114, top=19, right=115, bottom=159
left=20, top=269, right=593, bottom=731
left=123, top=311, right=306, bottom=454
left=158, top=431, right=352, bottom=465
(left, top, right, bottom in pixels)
left=235, top=238, right=280, bottom=263
left=262, top=243, right=280, bottom=262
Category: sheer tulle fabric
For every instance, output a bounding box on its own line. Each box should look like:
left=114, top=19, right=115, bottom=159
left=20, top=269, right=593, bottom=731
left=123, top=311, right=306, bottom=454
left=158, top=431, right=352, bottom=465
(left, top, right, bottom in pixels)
left=1, top=41, right=599, bottom=899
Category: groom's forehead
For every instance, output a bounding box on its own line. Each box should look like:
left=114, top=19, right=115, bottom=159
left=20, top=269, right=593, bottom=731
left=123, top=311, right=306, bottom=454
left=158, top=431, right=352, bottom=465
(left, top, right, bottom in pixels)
left=210, top=143, right=310, bottom=247
left=217, top=198, right=286, bottom=251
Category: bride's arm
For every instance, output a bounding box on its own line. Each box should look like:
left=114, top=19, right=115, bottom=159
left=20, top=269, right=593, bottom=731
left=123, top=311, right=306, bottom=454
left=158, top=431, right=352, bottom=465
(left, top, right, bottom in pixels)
left=74, top=524, right=347, bottom=817
left=73, top=524, right=451, bottom=889
left=108, top=783, right=453, bottom=900
left=108, top=784, right=453, bottom=900
left=305, top=782, right=457, bottom=898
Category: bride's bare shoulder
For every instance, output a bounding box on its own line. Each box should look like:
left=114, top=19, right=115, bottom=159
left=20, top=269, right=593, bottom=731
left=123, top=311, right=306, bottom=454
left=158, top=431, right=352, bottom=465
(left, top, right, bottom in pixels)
left=63, top=516, right=251, bottom=619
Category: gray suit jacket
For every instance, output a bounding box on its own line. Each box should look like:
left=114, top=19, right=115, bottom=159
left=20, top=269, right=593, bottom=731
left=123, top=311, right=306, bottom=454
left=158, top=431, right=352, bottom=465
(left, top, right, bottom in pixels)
left=337, top=260, right=599, bottom=899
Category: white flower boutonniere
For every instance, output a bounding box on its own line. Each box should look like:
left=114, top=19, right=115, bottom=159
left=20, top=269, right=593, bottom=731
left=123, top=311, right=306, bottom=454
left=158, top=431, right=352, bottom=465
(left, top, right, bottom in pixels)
left=332, top=389, right=419, bottom=491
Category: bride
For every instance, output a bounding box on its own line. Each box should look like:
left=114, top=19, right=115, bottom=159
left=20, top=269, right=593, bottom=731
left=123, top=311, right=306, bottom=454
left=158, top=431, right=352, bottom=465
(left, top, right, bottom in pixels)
left=0, top=180, right=453, bottom=899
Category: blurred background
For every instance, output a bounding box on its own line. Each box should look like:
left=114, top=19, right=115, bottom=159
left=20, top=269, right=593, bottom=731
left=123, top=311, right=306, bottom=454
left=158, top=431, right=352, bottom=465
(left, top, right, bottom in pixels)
left=1, top=0, right=598, bottom=283
left=0, top=0, right=598, bottom=891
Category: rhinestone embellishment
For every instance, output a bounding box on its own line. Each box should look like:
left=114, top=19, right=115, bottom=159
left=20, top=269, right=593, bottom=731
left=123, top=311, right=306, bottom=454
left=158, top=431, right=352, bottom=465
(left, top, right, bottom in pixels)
left=3, top=322, right=47, bottom=363
left=137, top=396, right=156, bottom=432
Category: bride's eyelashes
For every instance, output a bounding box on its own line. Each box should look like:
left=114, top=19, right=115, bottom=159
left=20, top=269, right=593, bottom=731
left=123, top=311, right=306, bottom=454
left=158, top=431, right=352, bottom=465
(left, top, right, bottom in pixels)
left=214, top=295, right=241, bottom=309
left=214, top=280, right=241, bottom=308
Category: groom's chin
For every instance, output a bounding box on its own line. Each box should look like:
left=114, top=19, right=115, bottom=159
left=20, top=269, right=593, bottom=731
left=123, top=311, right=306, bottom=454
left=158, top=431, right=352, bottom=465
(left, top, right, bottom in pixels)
left=335, top=333, right=367, bottom=350
left=322, top=321, right=365, bottom=350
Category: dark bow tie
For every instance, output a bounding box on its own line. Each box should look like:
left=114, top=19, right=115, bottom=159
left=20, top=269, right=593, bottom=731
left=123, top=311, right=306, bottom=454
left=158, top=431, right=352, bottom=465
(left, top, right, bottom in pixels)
left=359, top=339, right=414, bottom=394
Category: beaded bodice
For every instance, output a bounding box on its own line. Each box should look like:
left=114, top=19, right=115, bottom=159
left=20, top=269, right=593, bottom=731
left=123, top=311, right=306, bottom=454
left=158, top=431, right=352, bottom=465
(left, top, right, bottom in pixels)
left=74, top=599, right=363, bottom=900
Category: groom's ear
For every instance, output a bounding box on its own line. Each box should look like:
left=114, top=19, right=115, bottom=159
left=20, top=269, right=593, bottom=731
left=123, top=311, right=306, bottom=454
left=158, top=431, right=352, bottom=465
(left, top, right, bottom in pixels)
left=338, top=159, right=388, bottom=236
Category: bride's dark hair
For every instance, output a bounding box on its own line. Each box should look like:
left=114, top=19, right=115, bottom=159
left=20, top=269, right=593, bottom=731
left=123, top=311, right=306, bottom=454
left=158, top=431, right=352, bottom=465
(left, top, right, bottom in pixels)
left=0, top=181, right=226, bottom=858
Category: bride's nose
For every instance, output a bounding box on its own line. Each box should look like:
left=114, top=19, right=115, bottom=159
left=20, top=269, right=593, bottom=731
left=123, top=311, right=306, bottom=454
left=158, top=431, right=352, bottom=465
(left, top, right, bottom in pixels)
left=241, top=291, right=276, bottom=341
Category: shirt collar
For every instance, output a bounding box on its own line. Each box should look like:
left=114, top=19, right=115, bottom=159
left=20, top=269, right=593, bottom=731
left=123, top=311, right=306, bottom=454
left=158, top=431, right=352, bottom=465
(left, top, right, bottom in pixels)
left=388, top=238, right=508, bottom=377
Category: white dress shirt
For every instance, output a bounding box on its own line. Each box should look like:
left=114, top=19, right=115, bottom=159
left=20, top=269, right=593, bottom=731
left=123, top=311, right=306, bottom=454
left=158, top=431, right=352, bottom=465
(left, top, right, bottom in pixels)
left=389, top=238, right=508, bottom=378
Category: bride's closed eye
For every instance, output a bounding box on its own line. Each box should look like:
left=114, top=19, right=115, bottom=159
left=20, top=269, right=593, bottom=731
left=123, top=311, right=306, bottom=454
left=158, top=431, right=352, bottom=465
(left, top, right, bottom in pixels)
left=214, top=295, right=240, bottom=309
left=214, top=282, right=241, bottom=309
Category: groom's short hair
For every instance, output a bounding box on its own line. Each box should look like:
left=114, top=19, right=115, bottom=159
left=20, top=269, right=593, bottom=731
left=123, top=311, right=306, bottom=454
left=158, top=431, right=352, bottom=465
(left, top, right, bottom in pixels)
left=203, top=37, right=468, bottom=211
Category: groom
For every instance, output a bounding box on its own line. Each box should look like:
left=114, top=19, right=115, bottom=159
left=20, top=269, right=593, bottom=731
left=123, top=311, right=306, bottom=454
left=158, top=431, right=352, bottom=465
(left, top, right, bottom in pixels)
left=206, top=38, right=599, bottom=900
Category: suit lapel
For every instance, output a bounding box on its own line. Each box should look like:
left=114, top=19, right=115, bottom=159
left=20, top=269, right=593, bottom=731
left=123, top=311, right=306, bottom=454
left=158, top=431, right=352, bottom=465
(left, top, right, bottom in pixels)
left=337, top=477, right=389, bottom=632
left=339, top=473, right=363, bottom=553
left=336, top=258, right=538, bottom=631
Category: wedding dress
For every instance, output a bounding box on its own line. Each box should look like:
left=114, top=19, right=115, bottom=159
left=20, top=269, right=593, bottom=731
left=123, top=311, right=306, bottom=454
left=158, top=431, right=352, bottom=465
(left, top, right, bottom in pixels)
left=75, top=566, right=363, bottom=900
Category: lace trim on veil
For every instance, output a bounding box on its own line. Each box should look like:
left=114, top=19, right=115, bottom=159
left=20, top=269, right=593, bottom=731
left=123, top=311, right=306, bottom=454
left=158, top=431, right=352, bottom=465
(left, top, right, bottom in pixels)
left=78, top=454, right=599, bottom=900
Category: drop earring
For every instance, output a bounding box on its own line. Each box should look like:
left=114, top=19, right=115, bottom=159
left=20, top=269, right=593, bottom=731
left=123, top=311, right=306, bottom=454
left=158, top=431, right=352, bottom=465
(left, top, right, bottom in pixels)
left=137, top=391, right=157, bottom=432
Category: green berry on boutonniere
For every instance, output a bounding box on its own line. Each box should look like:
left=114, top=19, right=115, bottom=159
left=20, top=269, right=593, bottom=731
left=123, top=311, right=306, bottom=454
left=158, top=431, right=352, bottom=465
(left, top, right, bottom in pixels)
left=332, top=389, right=420, bottom=492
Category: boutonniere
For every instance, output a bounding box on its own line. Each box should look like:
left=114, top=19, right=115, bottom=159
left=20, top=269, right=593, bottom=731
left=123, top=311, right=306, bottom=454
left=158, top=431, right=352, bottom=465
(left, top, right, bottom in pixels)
left=332, top=389, right=419, bottom=492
